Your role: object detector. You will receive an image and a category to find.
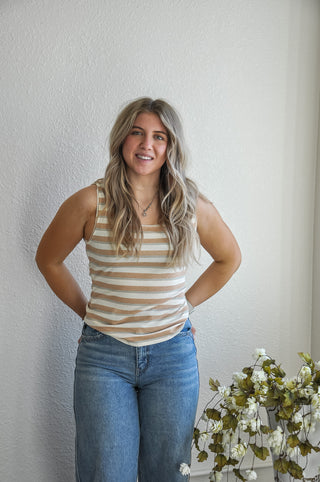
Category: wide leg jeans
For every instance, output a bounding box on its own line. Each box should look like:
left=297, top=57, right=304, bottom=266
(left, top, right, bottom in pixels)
left=74, top=319, right=199, bottom=482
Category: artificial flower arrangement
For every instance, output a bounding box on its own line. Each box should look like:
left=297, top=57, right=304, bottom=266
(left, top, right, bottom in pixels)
left=180, top=349, right=320, bottom=481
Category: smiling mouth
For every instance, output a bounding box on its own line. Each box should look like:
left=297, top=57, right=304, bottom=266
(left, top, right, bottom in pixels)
left=136, top=154, right=153, bottom=160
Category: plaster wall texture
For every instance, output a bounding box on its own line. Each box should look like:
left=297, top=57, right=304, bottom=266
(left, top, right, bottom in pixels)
left=312, top=95, right=320, bottom=362
left=1, top=1, right=320, bottom=481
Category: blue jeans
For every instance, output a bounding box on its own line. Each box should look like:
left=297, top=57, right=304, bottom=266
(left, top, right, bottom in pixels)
left=73, top=319, right=199, bottom=482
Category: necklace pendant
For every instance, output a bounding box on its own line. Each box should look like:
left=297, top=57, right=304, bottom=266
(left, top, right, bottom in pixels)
left=142, top=211, right=147, bottom=217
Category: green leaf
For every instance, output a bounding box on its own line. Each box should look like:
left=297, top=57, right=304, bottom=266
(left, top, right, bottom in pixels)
left=299, top=440, right=313, bottom=456
left=208, top=443, right=224, bottom=454
left=263, top=365, right=271, bottom=375
left=277, top=406, right=293, bottom=420
left=227, top=457, right=239, bottom=466
left=193, top=428, right=200, bottom=450
left=263, top=395, right=280, bottom=407
left=233, top=468, right=246, bottom=481
left=287, top=434, right=299, bottom=448
left=262, top=358, right=275, bottom=368
left=282, top=391, right=294, bottom=408
left=274, top=457, right=289, bottom=474
left=239, top=376, right=254, bottom=392
left=206, top=408, right=221, bottom=421
left=234, top=393, right=248, bottom=407
left=209, top=378, right=220, bottom=391
left=215, top=454, right=227, bottom=469
left=260, top=424, right=273, bottom=434
left=249, top=443, right=269, bottom=460
left=298, top=352, right=312, bottom=365
left=222, top=413, right=238, bottom=431
left=287, top=460, right=303, bottom=479
left=272, top=366, right=286, bottom=378
left=211, top=433, right=223, bottom=444
left=287, top=421, right=302, bottom=433
left=197, top=450, right=208, bottom=462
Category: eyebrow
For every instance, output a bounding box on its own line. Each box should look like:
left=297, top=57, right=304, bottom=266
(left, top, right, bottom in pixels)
left=132, top=125, right=168, bottom=137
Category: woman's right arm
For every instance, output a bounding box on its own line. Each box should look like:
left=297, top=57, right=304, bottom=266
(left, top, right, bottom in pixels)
left=35, top=185, right=97, bottom=319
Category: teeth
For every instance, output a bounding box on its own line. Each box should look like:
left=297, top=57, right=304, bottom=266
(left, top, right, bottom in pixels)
left=137, top=155, right=152, bottom=160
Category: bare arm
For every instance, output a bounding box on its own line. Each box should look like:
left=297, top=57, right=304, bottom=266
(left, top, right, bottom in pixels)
left=35, top=185, right=97, bottom=319
left=185, top=196, right=241, bottom=308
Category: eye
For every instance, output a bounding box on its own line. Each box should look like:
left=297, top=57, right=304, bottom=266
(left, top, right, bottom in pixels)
left=155, top=134, right=165, bottom=141
left=131, top=130, right=142, bottom=136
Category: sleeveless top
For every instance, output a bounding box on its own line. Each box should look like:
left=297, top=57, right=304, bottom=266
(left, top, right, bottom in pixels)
left=83, top=179, right=189, bottom=346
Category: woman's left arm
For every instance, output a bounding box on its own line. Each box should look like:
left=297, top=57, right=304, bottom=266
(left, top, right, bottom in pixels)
left=185, top=196, right=241, bottom=308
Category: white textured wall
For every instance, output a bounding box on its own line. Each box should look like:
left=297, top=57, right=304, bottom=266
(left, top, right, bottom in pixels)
left=312, top=98, right=320, bottom=362
left=1, top=1, right=320, bottom=481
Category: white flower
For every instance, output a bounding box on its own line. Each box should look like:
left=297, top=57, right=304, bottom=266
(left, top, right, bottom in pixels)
left=199, top=432, right=209, bottom=442
left=268, top=426, right=286, bottom=456
left=238, top=419, right=248, bottom=431
left=249, top=418, right=261, bottom=432
left=285, top=377, right=298, bottom=390
left=218, top=385, right=231, bottom=398
left=299, top=384, right=314, bottom=398
left=299, top=365, right=312, bottom=381
left=232, top=371, right=247, bottom=384
left=286, top=445, right=299, bottom=458
left=311, top=391, right=320, bottom=409
left=179, top=463, right=190, bottom=476
left=243, top=397, right=258, bottom=419
left=251, top=370, right=267, bottom=384
left=208, top=420, right=223, bottom=434
left=246, top=469, right=257, bottom=480
left=231, top=442, right=247, bottom=460
left=210, top=471, right=223, bottom=481
left=292, top=412, right=303, bottom=424
left=252, top=348, right=267, bottom=361
left=226, top=396, right=238, bottom=410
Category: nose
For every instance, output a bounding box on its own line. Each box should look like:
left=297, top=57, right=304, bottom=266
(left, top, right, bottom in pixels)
left=140, top=134, right=153, bottom=150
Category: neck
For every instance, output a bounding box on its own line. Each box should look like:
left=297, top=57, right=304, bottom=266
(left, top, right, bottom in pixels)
left=127, top=170, right=160, bottom=195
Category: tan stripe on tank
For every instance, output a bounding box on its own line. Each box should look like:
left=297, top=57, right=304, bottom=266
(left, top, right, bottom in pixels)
left=88, top=268, right=184, bottom=280
left=87, top=245, right=171, bottom=257
left=85, top=310, right=183, bottom=325
left=90, top=235, right=168, bottom=245
left=90, top=292, right=182, bottom=309
left=93, top=280, right=185, bottom=292
left=87, top=256, right=170, bottom=268
left=87, top=302, right=185, bottom=319
left=89, top=294, right=177, bottom=305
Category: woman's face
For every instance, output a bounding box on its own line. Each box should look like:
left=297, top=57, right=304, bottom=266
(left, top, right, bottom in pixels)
left=122, top=112, right=168, bottom=182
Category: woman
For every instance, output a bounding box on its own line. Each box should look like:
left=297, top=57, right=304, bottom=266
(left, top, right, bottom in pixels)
left=36, top=97, right=241, bottom=481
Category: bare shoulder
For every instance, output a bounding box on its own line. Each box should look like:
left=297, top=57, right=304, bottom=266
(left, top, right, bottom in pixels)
left=65, top=184, right=97, bottom=217
left=196, top=194, right=221, bottom=229
left=35, top=184, right=99, bottom=266
left=195, top=194, right=241, bottom=265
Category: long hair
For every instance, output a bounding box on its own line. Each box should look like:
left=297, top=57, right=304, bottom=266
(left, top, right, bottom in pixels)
left=103, top=97, right=199, bottom=266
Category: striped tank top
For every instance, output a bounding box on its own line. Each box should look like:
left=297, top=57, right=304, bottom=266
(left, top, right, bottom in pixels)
left=83, top=179, right=189, bottom=346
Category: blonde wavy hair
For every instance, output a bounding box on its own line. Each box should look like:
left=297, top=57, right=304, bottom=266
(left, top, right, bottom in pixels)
left=103, top=97, right=199, bottom=266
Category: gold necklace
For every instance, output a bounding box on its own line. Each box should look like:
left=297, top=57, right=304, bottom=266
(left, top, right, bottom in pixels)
left=135, top=191, right=158, bottom=217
